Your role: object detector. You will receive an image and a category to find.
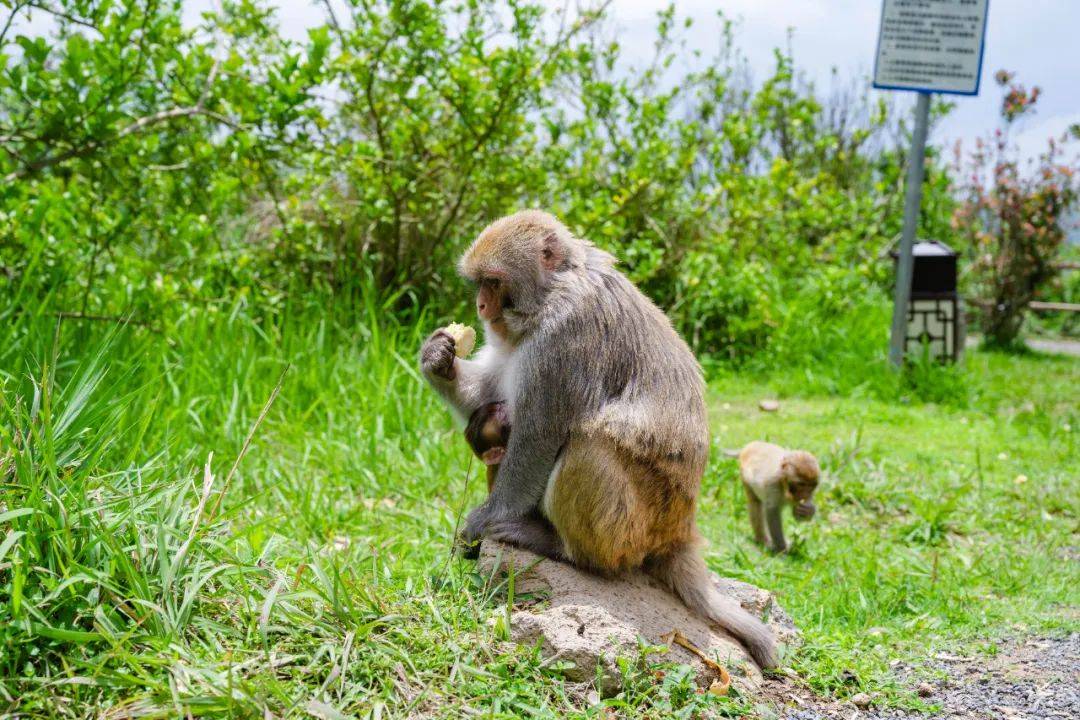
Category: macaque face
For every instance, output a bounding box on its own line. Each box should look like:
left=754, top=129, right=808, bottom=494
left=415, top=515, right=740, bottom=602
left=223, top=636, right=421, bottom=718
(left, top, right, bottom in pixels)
left=463, top=227, right=567, bottom=344
left=465, top=401, right=511, bottom=466
left=787, top=477, right=818, bottom=520
left=475, top=276, right=513, bottom=339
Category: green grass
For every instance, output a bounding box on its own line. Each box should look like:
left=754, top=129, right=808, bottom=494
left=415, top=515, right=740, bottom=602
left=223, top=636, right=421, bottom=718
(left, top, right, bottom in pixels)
left=0, top=299, right=1077, bottom=718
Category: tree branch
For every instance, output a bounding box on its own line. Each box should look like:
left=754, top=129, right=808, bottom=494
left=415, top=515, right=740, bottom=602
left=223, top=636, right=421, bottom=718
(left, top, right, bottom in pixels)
left=24, top=1, right=100, bottom=33
left=5, top=82, right=235, bottom=184
left=1, top=2, right=28, bottom=45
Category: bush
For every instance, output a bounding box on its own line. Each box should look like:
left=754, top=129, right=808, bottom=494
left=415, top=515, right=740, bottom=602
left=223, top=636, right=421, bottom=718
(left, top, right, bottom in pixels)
left=951, top=71, right=1080, bottom=348
left=2, top=0, right=959, bottom=368
left=0, top=0, right=328, bottom=320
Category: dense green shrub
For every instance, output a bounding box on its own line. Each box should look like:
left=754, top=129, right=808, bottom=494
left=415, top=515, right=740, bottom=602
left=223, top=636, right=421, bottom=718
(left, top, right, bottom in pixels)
left=0, top=0, right=974, bottom=368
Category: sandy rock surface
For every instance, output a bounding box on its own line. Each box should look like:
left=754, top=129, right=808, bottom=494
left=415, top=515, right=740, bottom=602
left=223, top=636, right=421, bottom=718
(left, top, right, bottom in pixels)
left=476, top=540, right=798, bottom=695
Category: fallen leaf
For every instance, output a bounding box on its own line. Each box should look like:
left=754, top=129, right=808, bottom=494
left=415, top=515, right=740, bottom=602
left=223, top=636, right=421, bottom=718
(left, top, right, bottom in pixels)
left=305, top=699, right=349, bottom=720
left=661, top=629, right=731, bottom=692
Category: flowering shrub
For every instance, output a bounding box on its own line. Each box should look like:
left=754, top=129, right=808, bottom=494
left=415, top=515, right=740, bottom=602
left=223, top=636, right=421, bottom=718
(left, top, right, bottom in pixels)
left=951, top=71, right=1080, bottom=348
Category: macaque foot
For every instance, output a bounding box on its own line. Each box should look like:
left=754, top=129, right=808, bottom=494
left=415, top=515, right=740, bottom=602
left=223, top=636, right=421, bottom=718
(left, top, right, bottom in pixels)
left=458, top=506, right=565, bottom=563
left=486, top=513, right=565, bottom=562
left=461, top=502, right=494, bottom=547
left=457, top=535, right=483, bottom=559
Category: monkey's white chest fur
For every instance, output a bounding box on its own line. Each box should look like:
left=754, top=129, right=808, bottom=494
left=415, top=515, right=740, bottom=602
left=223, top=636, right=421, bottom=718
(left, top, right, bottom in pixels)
left=496, top=351, right=522, bottom=422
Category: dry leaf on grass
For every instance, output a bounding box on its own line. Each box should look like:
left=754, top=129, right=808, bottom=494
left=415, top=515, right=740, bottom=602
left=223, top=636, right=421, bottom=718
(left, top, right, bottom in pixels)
left=660, top=629, right=731, bottom=695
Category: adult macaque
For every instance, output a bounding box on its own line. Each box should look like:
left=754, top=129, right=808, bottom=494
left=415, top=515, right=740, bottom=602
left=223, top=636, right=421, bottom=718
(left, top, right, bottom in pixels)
left=419, top=210, right=779, bottom=669
left=738, top=441, right=821, bottom=553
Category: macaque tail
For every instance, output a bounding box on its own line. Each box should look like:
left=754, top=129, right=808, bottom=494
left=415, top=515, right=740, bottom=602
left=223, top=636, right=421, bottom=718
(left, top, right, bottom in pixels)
left=647, top=543, right=780, bottom=670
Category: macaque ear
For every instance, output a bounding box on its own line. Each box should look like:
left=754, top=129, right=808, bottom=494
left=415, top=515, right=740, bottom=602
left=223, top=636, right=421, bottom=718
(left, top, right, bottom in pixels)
left=481, top=447, right=506, bottom=466
left=540, top=232, right=564, bottom=271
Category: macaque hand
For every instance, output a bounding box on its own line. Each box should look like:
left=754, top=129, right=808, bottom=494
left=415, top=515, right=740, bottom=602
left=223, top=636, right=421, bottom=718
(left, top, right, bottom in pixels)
left=421, top=330, right=456, bottom=381
left=458, top=500, right=500, bottom=555
left=793, top=501, right=816, bottom=521
left=480, top=447, right=505, bottom=466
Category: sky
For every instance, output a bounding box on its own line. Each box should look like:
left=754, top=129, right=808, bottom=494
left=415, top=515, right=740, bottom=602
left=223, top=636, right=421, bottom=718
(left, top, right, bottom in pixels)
left=11, top=1, right=1080, bottom=161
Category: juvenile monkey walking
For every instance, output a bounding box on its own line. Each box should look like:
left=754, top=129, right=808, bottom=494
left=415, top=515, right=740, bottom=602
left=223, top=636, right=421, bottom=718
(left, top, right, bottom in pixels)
left=738, top=441, right=821, bottom=553
left=420, top=210, right=780, bottom=669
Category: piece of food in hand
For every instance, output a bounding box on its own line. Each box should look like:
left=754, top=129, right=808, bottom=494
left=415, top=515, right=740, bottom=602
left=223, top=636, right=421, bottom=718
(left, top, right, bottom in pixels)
left=444, top=322, right=476, bottom=358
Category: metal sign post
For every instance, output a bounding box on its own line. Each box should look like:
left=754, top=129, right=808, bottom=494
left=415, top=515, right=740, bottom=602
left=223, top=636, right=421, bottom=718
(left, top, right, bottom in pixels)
left=889, top=92, right=931, bottom=367
left=872, top=0, right=989, bottom=366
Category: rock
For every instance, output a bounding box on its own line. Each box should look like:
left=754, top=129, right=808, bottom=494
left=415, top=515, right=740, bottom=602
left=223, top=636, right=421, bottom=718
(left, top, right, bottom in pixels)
left=917, top=682, right=934, bottom=697
left=851, top=692, right=872, bottom=709
left=476, top=540, right=798, bottom=695
left=759, top=399, right=781, bottom=412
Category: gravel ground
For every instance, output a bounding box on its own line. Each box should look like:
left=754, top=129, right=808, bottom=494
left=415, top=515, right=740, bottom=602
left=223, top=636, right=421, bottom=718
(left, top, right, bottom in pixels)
left=763, top=634, right=1079, bottom=720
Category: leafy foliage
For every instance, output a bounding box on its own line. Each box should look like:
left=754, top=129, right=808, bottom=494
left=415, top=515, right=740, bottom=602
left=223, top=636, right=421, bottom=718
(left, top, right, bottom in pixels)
left=1, top=0, right=328, bottom=318
left=950, top=71, right=1080, bottom=348
left=2, top=0, right=964, bottom=369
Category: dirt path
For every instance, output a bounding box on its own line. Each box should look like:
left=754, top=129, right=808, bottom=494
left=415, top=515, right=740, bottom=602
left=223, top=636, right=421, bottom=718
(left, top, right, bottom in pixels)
left=965, top=335, right=1080, bottom=357
left=1026, top=338, right=1080, bottom=357
left=762, top=634, right=1079, bottom=720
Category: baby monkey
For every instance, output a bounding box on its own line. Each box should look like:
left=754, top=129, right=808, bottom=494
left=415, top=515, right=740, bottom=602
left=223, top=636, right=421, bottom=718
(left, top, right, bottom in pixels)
left=464, top=401, right=510, bottom=493
left=738, top=441, right=821, bottom=553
